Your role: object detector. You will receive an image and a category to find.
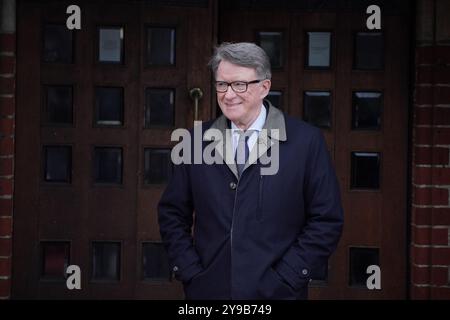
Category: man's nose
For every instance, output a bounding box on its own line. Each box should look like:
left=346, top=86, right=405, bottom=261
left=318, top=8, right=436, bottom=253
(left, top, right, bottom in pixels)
left=223, top=85, right=237, bottom=98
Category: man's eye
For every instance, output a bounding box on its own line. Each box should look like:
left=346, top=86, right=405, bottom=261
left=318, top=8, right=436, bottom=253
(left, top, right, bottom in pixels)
left=233, top=82, right=246, bottom=86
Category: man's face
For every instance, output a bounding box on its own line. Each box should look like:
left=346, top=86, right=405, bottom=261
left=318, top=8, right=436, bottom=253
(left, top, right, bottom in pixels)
left=216, top=60, right=271, bottom=128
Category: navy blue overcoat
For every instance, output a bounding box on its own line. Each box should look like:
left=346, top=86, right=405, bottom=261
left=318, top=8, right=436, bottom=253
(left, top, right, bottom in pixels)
left=158, top=101, right=344, bottom=299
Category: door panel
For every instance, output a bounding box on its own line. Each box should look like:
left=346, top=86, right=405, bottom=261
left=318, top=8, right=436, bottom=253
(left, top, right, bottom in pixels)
left=219, top=2, right=410, bottom=299
left=135, top=3, right=214, bottom=299
left=13, top=0, right=409, bottom=299
left=14, top=0, right=214, bottom=299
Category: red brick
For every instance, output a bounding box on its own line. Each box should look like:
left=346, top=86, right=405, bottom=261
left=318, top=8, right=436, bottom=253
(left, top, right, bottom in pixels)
left=413, top=187, right=449, bottom=206
left=435, top=86, right=450, bottom=105
left=430, top=167, right=450, bottom=185
left=435, top=66, right=450, bottom=84
left=412, top=207, right=432, bottom=225
left=416, top=65, right=450, bottom=85
left=0, top=238, right=11, bottom=256
left=411, top=265, right=430, bottom=284
left=413, top=167, right=432, bottom=185
left=0, top=56, right=14, bottom=74
left=435, top=46, right=450, bottom=65
left=434, top=107, right=450, bottom=126
left=432, top=208, right=450, bottom=225
left=0, top=179, right=12, bottom=196
left=0, top=118, right=14, bottom=135
left=434, top=127, right=450, bottom=145
left=415, top=85, right=450, bottom=105
left=414, top=127, right=433, bottom=144
left=411, top=245, right=430, bottom=265
left=0, top=137, right=14, bottom=155
left=417, top=66, right=433, bottom=84
left=431, top=267, right=449, bottom=286
left=416, top=47, right=434, bottom=65
left=0, top=96, right=15, bottom=117
left=0, top=34, right=15, bottom=52
left=412, top=207, right=450, bottom=229
left=0, top=158, right=12, bottom=176
left=432, top=167, right=450, bottom=184
left=0, top=218, right=12, bottom=237
left=432, top=247, right=450, bottom=264
left=0, top=258, right=11, bottom=277
left=0, top=78, right=14, bottom=95
left=0, top=199, right=12, bottom=216
left=0, top=279, right=11, bottom=298
left=412, top=226, right=431, bottom=245
left=431, top=287, right=450, bottom=300
left=431, top=228, right=449, bottom=245
left=433, top=188, right=448, bottom=205
left=414, top=146, right=449, bottom=166
left=416, top=45, right=450, bottom=66
left=414, top=107, right=432, bottom=126
left=411, top=285, right=430, bottom=299
left=415, top=86, right=433, bottom=105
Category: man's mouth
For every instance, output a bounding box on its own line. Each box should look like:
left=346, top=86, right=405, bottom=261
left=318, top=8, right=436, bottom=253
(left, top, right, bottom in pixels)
left=225, top=103, right=241, bottom=108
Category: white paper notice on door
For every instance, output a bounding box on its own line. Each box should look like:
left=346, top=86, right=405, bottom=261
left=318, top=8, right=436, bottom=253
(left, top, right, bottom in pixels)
left=308, top=32, right=331, bottom=67
left=99, top=28, right=123, bottom=63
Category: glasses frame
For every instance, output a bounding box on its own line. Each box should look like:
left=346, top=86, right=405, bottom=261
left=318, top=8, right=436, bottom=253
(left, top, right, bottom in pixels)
left=215, top=79, right=265, bottom=93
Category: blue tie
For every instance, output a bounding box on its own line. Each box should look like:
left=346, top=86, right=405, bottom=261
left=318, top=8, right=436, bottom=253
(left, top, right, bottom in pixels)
left=235, top=131, right=250, bottom=177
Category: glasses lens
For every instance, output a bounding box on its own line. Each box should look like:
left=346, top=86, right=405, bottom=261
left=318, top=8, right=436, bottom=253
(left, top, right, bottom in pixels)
left=216, top=82, right=227, bottom=92
left=232, top=82, right=247, bottom=92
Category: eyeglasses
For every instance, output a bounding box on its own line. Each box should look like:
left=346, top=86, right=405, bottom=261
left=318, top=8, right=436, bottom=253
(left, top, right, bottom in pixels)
left=215, top=79, right=265, bottom=93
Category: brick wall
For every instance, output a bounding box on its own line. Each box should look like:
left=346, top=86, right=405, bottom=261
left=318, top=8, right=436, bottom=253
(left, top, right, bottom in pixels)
left=411, top=0, right=450, bottom=300
left=0, top=0, right=15, bottom=300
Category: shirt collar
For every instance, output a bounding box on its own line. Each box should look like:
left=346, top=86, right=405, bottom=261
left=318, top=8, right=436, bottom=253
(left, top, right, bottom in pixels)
left=231, top=104, right=267, bottom=133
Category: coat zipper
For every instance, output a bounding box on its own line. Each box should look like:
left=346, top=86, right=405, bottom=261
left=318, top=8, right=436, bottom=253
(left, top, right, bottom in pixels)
left=230, top=178, right=240, bottom=244
left=230, top=175, right=240, bottom=298
left=257, top=175, right=263, bottom=220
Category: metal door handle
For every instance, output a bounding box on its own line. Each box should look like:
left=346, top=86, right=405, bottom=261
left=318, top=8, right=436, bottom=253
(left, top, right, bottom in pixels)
left=189, top=87, right=203, bottom=121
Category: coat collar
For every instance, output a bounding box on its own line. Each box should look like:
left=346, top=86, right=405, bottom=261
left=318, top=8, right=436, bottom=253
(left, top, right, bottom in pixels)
left=203, top=100, right=286, bottom=179
left=204, top=99, right=287, bottom=141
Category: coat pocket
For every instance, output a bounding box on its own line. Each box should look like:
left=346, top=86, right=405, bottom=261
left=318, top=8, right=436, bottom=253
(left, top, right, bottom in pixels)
left=184, top=240, right=231, bottom=299
left=257, top=268, right=297, bottom=300
left=256, top=175, right=264, bottom=221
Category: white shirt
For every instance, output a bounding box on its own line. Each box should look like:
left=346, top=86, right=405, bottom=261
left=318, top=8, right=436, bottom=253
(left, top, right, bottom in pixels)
left=231, top=105, right=267, bottom=157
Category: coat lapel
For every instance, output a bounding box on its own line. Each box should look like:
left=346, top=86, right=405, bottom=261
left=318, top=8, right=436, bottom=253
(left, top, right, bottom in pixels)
left=203, top=100, right=287, bottom=179
left=203, top=115, right=239, bottom=178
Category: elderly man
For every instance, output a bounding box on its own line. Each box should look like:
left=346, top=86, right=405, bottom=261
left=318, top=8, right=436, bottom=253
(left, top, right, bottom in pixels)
left=158, top=42, right=343, bottom=300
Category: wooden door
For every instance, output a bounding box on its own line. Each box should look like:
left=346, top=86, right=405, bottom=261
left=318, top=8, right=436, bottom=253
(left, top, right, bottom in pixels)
left=13, top=0, right=411, bottom=299
left=13, top=0, right=213, bottom=299
left=219, top=1, right=411, bottom=299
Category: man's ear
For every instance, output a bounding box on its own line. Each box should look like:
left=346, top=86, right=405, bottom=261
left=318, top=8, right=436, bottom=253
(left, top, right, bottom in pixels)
left=260, top=79, right=271, bottom=99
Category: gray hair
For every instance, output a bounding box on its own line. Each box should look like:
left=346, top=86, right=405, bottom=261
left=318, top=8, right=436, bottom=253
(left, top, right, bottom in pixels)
left=209, top=42, right=272, bottom=80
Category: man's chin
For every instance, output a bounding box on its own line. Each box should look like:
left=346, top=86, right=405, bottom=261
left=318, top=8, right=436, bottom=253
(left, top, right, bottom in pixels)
left=221, top=110, right=242, bottom=123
